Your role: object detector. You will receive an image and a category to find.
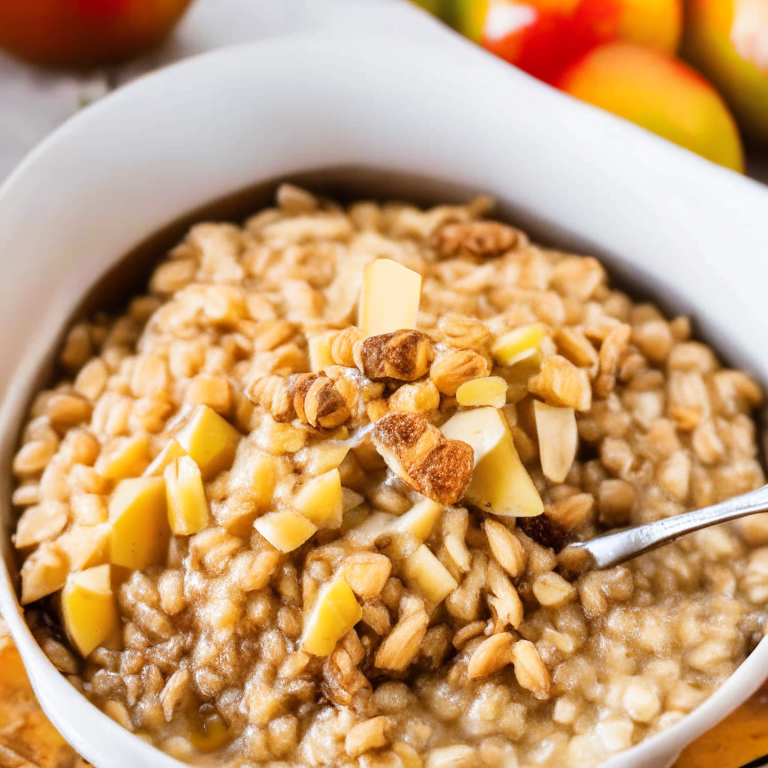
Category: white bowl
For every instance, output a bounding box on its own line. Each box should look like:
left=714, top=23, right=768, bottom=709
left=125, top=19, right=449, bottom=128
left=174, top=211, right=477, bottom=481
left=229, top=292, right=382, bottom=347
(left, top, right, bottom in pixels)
left=1, top=28, right=767, bottom=768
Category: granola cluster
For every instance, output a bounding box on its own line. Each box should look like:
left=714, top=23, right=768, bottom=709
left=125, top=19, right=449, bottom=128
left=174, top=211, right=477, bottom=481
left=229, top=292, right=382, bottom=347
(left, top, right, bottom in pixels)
left=10, top=185, right=767, bottom=768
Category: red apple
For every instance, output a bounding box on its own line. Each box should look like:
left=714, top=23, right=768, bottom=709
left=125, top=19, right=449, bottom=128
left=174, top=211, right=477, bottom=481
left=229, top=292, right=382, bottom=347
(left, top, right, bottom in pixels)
left=479, top=0, right=682, bottom=84
left=0, top=0, right=194, bottom=69
left=558, top=42, right=744, bottom=171
left=684, top=0, right=768, bottom=144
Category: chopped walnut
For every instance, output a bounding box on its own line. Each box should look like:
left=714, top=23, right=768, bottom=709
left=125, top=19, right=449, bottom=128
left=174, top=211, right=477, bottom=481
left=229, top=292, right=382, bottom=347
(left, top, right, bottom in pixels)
left=248, top=373, right=353, bottom=429
left=431, top=221, right=523, bottom=258
left=372, top=413, right=473, bottom=505
left=354, top=331, right=434, bottom=383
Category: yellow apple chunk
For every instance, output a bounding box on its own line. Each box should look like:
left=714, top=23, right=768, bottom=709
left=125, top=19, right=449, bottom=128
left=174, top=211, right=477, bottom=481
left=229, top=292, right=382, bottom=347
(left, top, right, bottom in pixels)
left=441, top=407, right=543, bottom=517
left=393, top=498, right=445, bottom=542
left=143, top=439, right=187, bottom=477
left=301, top=574, right=362, bottom=656
left=491, top=323, right=548, bottom=366
left=62, top=565, right=119, bottom=657
left=403, top=545, right=458, bottom=604
left=254, top=510, right=317, bottom=553
left=108, top=477, right=170, bottom=570
left=175, top=405, right=241, bottom=479
left=165, top=455, right=211, bottom=536
left=358, top=259, right=422, bottom=336
left=534, top=400, right=578, bottom=483
left=308, top=331, right=336, bottom=373
left=456, top=376, right=508, bottom=409
left=96, top=434, right=150, bottom=480
left=56, top=523, right=110, bottom=571
left=294, top=469, right=343, bottom=529
left=300, top=441, right=351, bottom=476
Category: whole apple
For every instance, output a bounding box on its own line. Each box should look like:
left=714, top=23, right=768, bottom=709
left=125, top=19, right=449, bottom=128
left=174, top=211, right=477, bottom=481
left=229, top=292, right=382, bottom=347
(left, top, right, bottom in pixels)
left=559, top=42, right=744, bottom=171
left=0, top=0, right=194, bottom=69
left=684, top=0, right=768, bottom=143
left=477, top=0, right=682, bottom=84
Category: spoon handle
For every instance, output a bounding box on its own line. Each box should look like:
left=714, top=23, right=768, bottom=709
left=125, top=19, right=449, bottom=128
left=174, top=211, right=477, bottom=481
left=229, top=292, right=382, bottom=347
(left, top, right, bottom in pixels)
left=568, top=484, right=768, bottom=570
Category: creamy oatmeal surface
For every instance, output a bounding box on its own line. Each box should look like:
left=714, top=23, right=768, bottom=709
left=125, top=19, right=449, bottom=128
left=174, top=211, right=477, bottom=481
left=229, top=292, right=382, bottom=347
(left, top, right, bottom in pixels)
left=11, top=185, right=768, bottom=768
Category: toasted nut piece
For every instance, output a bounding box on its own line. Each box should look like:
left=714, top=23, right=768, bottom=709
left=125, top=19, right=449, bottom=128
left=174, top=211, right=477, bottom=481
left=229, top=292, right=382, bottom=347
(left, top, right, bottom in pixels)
left=528, top=355, right=592, bottom=412
left=431, top=221, right=521, bottom=258
left=354, top=331, right=434, bottom=382
left=387, top=379, right=441, bottom=414
left=330, top=326, right=366, bottom=367
left=374, top=606, right=429, bottom=671
left=343, top=553, right=392, bottom=600
left=484, top=519, right=527, bottom=578
left=345, top=716, right=392, bottom=757
left=297, top=375, right=352, bottom=430
left=372, top=413, right=473, bottom=505
left=467, top=632, right=516, bottom=678
left=534, top=401, right=578, bottom=483
left=456, top=376, right=508, bottom=408
left=247, top=375, right=296, bottom=422
left=511, top=640, right=551, bottom=699
left=430, top=348, right=491, bottom=396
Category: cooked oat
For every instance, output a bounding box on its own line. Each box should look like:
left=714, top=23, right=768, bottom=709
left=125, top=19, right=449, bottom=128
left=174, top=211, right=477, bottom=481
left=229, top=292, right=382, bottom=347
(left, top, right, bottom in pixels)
left=11, top=186, right=767, bottom=768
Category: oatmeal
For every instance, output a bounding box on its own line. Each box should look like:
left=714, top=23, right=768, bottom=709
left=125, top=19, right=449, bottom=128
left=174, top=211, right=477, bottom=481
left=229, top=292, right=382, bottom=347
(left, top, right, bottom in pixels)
left=11, top=184, right=767, bottom=768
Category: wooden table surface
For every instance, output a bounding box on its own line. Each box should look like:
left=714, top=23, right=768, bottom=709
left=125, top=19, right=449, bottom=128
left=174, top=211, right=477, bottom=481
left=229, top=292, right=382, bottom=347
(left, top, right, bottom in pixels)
left=1, top=617, right=766, bottom=768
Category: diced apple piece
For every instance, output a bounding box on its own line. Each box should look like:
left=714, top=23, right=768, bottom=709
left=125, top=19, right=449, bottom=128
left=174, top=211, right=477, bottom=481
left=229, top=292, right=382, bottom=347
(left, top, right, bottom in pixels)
left=56, top=523, right=110, bottom=571
left=164, top=456, right=211, bottom=536
left=441, top=407, right=544, bottom=517
left=254, top=510, right=317, bottom=553
left=143, top=439, right=187, bottom=477
left=301, top=574, right=362, bottom=656
left=402, top=545, right=458, bottom=604
left=492, top=323, right=548, bottom=366
left=393, top=498, right=444, bottom=542
left=108, top=477, right=170, bottom=570
left=175, top=405, right=241, bottom=479
left=96, top=434, right=151, bottom=480
left=308, top=331, right=336, bottom=373
left=534, top=401, right=578, bottom=484
left=358, top=259, right=422, bottom=336
left=456, top=376, right=508, bottom=408
left=294, top=469, right=343, bottom=529
left=300, top=441, right=351, bottom=477
left=62, top=565, right=119, bottom=657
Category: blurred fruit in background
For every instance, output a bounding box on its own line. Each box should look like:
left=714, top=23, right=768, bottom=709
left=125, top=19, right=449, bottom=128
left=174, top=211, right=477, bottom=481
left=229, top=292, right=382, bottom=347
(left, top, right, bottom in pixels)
left=559, top=42, right=744, bottom=170
left=0, top=0, right=194, bottom=69
left=684, top=0, right=768, bottom=143
left=475, top=0, right=682, bottom=83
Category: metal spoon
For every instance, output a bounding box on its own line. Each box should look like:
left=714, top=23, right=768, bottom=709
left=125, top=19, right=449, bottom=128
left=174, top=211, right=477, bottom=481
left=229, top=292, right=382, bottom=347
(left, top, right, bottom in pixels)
left=559, top=484, right=768, bottom=576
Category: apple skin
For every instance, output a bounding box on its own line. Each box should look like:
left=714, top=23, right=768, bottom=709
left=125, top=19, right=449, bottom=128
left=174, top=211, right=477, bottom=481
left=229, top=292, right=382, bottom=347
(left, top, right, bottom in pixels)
left=684, top=0, right=768, bottom=144
left=558, top=42, right=744, bottom=171
left=478, top=0, right=682, bottom=84
left=0, top=0, right=194, bottom=69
